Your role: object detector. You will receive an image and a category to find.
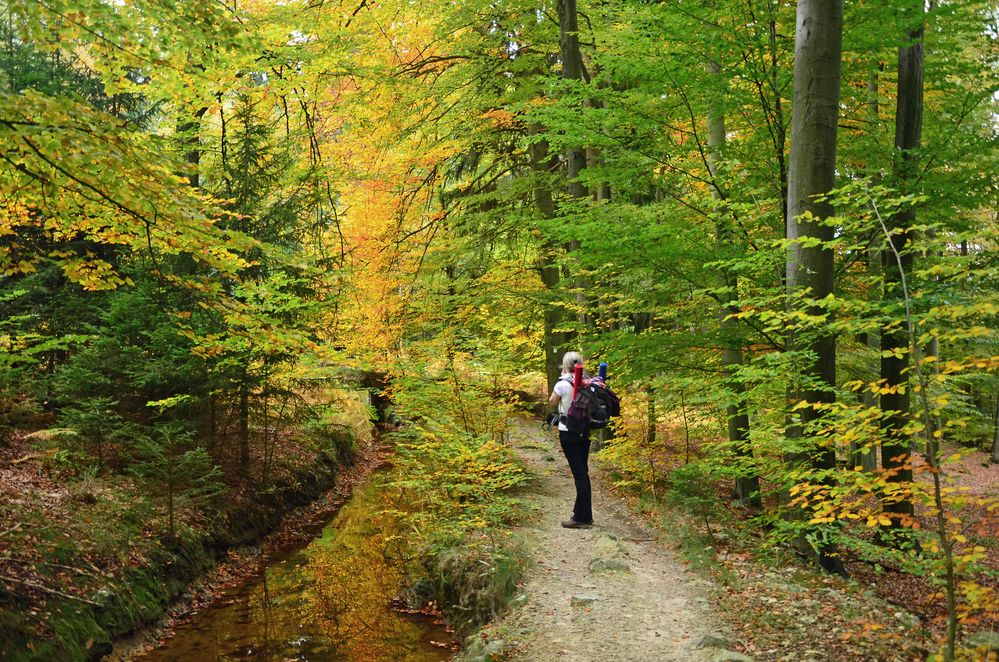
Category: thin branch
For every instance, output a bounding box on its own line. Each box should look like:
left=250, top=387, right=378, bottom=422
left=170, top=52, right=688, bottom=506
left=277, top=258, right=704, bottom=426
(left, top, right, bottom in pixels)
left=0, top=557, right=103, bottom=581
left=0, top=523, right=23, bottom=540
left=0, top=575, right=101, bottom=606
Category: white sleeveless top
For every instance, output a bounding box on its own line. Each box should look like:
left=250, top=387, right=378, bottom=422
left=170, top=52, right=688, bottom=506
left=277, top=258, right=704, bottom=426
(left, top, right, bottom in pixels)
left=552, top=375, right=574, bottom=432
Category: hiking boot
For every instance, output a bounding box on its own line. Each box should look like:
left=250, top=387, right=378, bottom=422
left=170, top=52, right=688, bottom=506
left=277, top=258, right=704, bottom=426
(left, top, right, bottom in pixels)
left=561, top=519, right=592, bottom=529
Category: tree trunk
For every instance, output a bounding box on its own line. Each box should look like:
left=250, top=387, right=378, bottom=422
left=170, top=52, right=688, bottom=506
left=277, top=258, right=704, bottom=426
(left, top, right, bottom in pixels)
left=706, top=60, right=761, bottom=507
left=239, top=381, right=250, bottom=475
left=881, top=2, right=924, bottom=523
left=167, top=473, right=175, bottom=538
left=854, top=61, right=881, bottom=472
left=770, top=18, right=789, bottom=245
left=991, top=391, right=999, bottom=464
left=785, top=0, right=844, bottom=574
left=557, top=0, right=590, bottom=326
left=557, top=0, right=586, bottom=201
left=530, top=130, right=570, bottom=394
left=177, top=106, right=207, bottom=188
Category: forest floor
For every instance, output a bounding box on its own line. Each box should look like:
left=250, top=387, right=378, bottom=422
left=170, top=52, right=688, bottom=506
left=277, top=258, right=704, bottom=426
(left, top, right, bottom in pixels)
left=464, top=419, right=994, bottom=662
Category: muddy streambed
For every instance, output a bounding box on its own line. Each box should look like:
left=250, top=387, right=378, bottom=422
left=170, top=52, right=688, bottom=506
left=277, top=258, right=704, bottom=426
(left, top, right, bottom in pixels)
left=138, top=470, right=454, bottom=661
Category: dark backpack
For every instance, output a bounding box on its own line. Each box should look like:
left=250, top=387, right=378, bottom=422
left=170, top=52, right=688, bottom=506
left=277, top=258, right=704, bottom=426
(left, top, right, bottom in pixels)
left=564, top=376, right=620, bottom=431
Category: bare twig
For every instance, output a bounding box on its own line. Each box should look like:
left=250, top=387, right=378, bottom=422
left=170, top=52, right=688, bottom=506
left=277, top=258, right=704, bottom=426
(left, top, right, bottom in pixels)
left=0, top=523, right=23, bottom=540
left=0, top=556, right=104, bottom=580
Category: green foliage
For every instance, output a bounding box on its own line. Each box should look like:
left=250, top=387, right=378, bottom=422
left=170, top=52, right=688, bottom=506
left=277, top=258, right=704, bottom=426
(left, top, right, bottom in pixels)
left=0, top=0, right=996, bottom=655
left=300, top=397, right=366, bottom=461
left=388, top=369, right=528, bottom=540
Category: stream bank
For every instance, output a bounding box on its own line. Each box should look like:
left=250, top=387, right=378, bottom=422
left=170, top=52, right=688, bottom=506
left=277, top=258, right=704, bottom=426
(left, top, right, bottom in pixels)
left=111, top=442, right=389, bottom=660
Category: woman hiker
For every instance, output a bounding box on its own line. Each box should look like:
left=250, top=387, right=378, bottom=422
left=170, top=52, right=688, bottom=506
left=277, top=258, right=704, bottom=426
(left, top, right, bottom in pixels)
left=548, top=351, right=593, bottom=529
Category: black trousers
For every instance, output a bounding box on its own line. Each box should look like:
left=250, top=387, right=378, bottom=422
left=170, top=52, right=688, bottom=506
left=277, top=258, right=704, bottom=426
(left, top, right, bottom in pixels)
left=559, top=428, right=592, bottom=523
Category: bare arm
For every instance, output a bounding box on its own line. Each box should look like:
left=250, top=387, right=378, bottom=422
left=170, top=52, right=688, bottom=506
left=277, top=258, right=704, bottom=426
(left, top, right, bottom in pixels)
left=549, top=391, right=560, bottom=408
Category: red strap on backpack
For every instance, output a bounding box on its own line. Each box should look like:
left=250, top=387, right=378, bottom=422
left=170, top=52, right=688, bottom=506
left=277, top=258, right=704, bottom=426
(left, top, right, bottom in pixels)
left=572, top=364, right=583, bottom=400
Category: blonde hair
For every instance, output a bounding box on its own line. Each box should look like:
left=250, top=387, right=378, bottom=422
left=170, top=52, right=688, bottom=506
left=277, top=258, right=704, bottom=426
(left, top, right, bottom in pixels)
left=561, top=351, right=583, bottom=374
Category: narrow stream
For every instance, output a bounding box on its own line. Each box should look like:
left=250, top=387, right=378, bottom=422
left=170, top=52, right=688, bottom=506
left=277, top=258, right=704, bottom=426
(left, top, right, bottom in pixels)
left=140, top=469, right=454, bottom=661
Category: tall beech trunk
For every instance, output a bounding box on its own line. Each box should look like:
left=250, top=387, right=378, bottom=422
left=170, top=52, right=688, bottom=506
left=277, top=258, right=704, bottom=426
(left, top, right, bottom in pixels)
left=530, top=130, right=570, bottom=393
left=856, top=243, right=881, bottom=472
left=533, top=0, right=588, bottom=393
left=785, top=0, right=844, bottom=574
left=881, top=3, right=924, bottom=523
left=706, top=61, right=761, bottom=507
left=557, top=0, right=586, bottom=202
left=855, top=61, right=881, bottom=472
left=557, top=0, right=590, bottom=326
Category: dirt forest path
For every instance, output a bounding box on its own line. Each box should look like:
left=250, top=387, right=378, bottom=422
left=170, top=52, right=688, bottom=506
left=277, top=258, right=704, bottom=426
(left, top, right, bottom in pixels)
left=481, top=419, right=743, bottom=662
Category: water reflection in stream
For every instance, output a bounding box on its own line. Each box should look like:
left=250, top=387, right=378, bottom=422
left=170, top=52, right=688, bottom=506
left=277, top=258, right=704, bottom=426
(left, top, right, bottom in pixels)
left=141, top=471, right=453, bottom=661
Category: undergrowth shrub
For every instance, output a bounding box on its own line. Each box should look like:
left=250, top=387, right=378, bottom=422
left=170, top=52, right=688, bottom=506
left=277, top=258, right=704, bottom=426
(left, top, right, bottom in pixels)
left=57, top=397, right=138, bottom=471
left=666, top=461, right=730, bottom=539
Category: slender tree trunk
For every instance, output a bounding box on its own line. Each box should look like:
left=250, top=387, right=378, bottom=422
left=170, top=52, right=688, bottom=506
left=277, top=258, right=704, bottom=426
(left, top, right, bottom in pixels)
left=785, top=0, right=845, bottom=574
left=177, top=106, right=207, bottom=188
left=855, top=64, right=881, bottom=471
left=587, top=77, right=611, bottom=203
left=646, top=391, right=656, bottom=447
left=857, top=242, right=881, bottom=471
left=557, top=0, right=590, bottom=326
left=866, top=60, right=885, bottom=124
left=239, top=380, right=250, bottom=475
left=167, top=473, right=175, bottom=538
left=769, top=18, right=789, bottom=244
left=881, top=2, right=924, bottom=523
left=209, top=392, right=217, bottom=450
left=530, top=130, right=570, bottom=393
left=532, top=0, right=589, bottom=392
left=706, top=61, right=761, bottom=507
left=558, top=0, right=586, bottom=201
left=680, top=389, right=691, bottom=465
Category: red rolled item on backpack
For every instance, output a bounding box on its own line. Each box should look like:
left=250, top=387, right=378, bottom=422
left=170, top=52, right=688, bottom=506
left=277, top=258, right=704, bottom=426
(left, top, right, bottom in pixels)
left=573, top=363, right=583, bottom=400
